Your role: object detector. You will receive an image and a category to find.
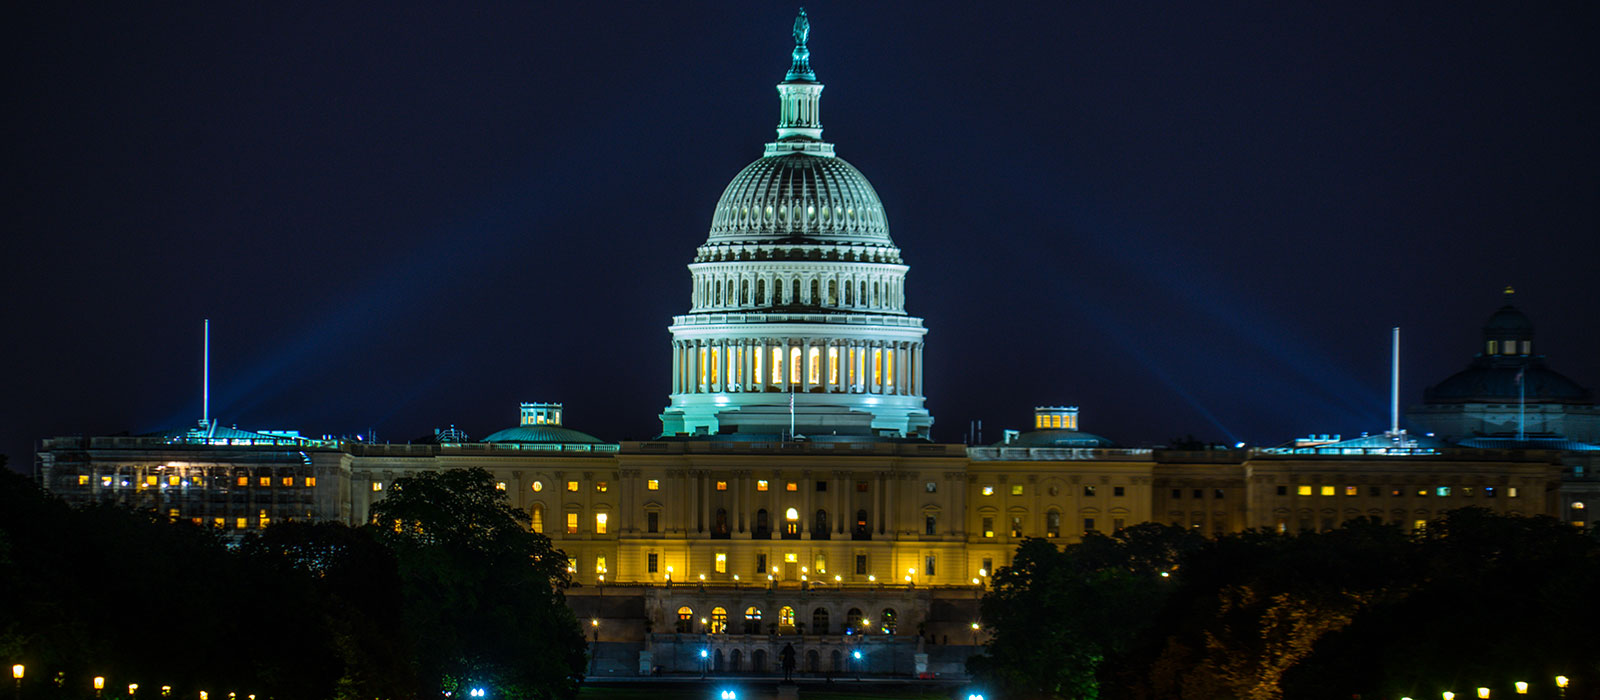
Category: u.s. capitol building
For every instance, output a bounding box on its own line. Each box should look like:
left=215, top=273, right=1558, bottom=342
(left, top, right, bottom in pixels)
left=34, top=11, right=1597, bottom=678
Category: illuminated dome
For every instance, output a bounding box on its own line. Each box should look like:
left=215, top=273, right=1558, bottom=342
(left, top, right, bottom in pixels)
left=708, top=154, right=893, bottom=246
left=660, top=10, right=932, bottom=440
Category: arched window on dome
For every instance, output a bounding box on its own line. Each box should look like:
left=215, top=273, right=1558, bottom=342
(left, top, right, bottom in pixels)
left=809, top=279, right=819, bottom=305
left=827, top=279, right=837, bottom=306
left=858, top=280, right=867, bottom=307
left=756, top=278, right=766, bottom=306
left=808, top=347, right=821, bottom=386
left=741, top=279, right=750, bottom=305
left=771, top=347, right=784, bottom=385
left=844, top=279, right=853, bottom=306
left=792, top=278, right=801, bottom=305
left=790, top=346, right=802, bottom=385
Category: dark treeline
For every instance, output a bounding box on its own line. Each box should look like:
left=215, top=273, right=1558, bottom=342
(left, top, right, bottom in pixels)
left=0, top=463, right=585, bottom=700
left=970, top=511, right=1600, bottom=700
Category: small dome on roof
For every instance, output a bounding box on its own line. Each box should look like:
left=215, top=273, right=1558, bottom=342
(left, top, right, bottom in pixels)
left=481, top=402, right=605, bottom=444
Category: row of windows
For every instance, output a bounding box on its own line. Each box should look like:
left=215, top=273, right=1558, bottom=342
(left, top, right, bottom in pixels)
left=980, top=484, right=1125, bottom=497
left=1279, top=485, right=1520, bottom=498
left=673, top=605, right=900, bottom=635
left=977, top=513, right=1125, bottom=538
left=695, top=274, right=902, bottom=311
left=83, top=474, right=316, bottom=488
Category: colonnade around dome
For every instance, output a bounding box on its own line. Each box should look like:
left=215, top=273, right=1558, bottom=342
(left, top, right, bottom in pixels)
left=670, top=338, right=923, bottom=398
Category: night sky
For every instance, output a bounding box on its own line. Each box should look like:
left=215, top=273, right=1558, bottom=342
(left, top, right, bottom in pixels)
left=8, top=2, right=1598, bottom=468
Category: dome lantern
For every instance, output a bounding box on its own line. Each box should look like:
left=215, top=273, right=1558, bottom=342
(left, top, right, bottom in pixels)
left=774, top=8, right=826, bottom=146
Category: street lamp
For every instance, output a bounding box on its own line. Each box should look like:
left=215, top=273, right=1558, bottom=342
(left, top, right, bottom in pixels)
left=1514, top=681, right=1527, bottom=694
left=10, top=664, right=20, bottom=700
left=93, top=676, right=105, bottom=698
left=970, top=621, right=980, bottom=646
left=1443, top=692, right=1454, bottom=700
left=852, top=649, right=862, bottom=681
left=699, top=648, right=709, bottom=679
left=590, top=618, right=601, bottom=674
left=161, top=686, right=172, bottom=697
left=1556, top=676, right=1569, bottom=698
left=1478, top=689, right=1490, bottom=699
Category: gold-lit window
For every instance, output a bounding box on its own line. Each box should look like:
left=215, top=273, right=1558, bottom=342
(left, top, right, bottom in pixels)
left=237, top=476, right=249, bottom=486
left=1344, top=485, right=1357, bottom=496
left=595, top=512, right=608, bottom=534
left=1413, top=519, right=1427, bottom=531
left=567, top=512, right=579, bottom=534
left=235, top=517, right=248, bottom=529
left=647, top=479, right=660, bottom=490
left=982, top=516, right=995, bottom=538
left=169, top=475, right=181, bottom=486
left=101, top=475, right=112, bottom=487
left=213, top=517, right=225, bottom=528
left=814, top=553, right=826, bottom=573
left=1508, top=487, right=1519, bottom=498
left=145, top=475, right=158, bottom=486
left=77, top=475, right=90, bottom=486
left=982, top=485, right=994, bottom=496
left=168, top=508, right=179, bottom=518
left=1010, top=484, right=1023, bottom=496
left=530, top=504, right=544, bottom=533
left=372, top=482, right=383, bottom=492
left=757, top=480, right=769, bottom=491
left=716, top=481, right=727, bottom=491
left=259, top=516, right=270, bottom=529
left=1320, top=485, right=1335, bottom=496
left=807, top=346, right=821, bottom=385
left=531, top=480, right=544, bottom=492
left=790, top=346, right=802, bottom=384
left=496, top=482, right=507, bottom=491
left=596, top=481, right=608, bottom=493
left=786, top=482, right=797, bottom=492
left=567, top=481, right=579, bottom=492
left=259, top=477, right=271, bottom=487
left=784, top=552, right=798, bottom=563
left=715, top=552, right=727, bottom=573
left=1297, top=485, right=1312, bottom=496
left=305, top=476, right=317, bottom=487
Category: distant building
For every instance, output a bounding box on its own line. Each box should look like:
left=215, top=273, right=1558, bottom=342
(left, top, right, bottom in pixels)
left=1408, top=288, right=1600, bottom=444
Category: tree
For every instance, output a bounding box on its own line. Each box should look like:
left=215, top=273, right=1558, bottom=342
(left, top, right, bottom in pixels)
left=369, top=468, right=585, bottom=700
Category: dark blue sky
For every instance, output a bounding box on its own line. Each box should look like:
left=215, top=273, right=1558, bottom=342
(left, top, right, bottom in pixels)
left=7, top=2, right=1598, bottom=465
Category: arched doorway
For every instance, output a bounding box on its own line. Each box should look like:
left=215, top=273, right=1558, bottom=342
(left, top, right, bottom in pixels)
left=676, top=606, right=694, bottom=633
left=752, top=649, right=767, bottom=672
left=778, top=606, right=796, bottom=634
left=744, top=606, right=762, bottom=634
left=805, top=649, right=820, bottom=673
left=730, top=649, right=742, bottom=672
left=711, top=607, right=728, bottom=634
left=811, top=607, right=830, bottom=635
left=880, top=608, right=897, bottom=635
left=830, top=649, right=842, bottom=671
left=713, top=649, right=724, bottom=673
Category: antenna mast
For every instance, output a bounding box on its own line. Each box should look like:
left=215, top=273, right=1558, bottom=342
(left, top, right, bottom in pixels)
left=1390, top=326, right=1399, bottom=435
left=203, top=319, right=211, bottom=428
